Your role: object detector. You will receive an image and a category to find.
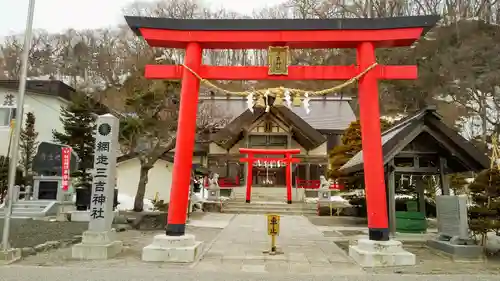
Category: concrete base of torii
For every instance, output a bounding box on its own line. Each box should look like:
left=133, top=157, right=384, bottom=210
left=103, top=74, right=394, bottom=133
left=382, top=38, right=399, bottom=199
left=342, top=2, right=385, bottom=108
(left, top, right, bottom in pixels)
left=72, top=230, right=123, bottom=260
left=142, top=234, right=202, bottom=263
left=348, top=238, right=416, bottom=267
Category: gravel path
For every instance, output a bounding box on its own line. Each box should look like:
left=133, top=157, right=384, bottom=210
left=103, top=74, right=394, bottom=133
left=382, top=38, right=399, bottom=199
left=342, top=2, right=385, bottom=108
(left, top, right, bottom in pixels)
left=17, top=226, right=222, bottom=268
left=308, top=215, right=500, bottom=275
left=2, top=266, right=500, bottom=281
left=335, top=241, right=500, bottom=275
left=6, top=214, right=500, bottom=277
left=0, top=219, right=87, bottom=248
left=307, top=216, right=368, bottom=226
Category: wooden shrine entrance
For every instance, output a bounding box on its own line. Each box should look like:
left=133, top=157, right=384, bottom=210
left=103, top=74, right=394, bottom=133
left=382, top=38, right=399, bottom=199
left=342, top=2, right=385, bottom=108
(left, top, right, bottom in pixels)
left=126, top=15, right=439, bottom=241
left=239, top=148, right=300, bottom=204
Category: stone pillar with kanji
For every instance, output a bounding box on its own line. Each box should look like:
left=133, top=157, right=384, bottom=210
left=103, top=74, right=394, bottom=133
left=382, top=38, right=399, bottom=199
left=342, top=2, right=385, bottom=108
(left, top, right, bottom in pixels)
left=72, top=114, right=123, bottom=260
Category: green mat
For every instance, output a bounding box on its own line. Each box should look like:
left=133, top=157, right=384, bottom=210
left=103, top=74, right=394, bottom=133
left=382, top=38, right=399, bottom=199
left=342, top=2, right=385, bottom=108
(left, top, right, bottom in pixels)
left=396, top=211, right=427, bottom=233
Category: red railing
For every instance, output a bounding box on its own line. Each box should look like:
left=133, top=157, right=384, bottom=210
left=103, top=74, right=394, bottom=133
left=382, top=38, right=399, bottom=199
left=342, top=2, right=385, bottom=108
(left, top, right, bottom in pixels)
left=296, top=178, right=320, bottom=189
left=296, top=177, right=343, bottom=190
left=219, top=176, right=240, bottom=188
left=203, top=176, right=240, bottom=188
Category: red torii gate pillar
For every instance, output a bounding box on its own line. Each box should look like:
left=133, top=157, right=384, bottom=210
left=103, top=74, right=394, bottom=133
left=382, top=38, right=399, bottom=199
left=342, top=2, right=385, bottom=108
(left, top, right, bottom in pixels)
left=163, top=43, right=202, bottom=237
left=239, top=148, right=300, bottom=204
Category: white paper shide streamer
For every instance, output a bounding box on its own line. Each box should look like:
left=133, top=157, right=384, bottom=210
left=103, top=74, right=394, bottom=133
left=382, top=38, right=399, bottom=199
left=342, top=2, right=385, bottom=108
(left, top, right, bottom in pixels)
left=303, top=92, right=311, bottom=114
left=265, top=90, right=270, bottom=112
left=284, top=89, right=292, bottom=108
left=246, top=92, right=254, bottom=113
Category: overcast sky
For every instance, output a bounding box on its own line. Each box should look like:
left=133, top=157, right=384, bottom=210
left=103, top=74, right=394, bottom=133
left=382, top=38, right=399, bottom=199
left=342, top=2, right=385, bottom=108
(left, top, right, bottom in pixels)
left=0, top=0, right=287, bottom=36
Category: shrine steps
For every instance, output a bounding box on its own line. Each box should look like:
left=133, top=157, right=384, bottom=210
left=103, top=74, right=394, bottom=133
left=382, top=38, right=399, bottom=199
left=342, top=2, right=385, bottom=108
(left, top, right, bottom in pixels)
left=231, top=186, right=297, bottom=200
left=222, top=201, right=317, bottom=216
left=0, top=200, right=58, bottom=218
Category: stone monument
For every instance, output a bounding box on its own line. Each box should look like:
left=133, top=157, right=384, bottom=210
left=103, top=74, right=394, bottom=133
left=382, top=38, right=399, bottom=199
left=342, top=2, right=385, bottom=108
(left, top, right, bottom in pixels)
left=33, top=142, right=79, bottom=177
left=427, top=195, right=483, bottom=260
left=72, top=114, right=123, bottom=260
left=207, top=173, right=220, bottom=201
left=32, top=142, right=79, bottom=202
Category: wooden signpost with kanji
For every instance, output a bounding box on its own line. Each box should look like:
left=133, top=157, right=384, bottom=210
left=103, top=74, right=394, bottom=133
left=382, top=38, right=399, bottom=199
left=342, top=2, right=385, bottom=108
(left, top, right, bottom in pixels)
left=264, top=214, right=283, bottom=255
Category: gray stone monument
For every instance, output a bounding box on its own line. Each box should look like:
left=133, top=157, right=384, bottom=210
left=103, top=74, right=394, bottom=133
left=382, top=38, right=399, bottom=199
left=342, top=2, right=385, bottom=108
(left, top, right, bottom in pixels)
left=207, top=173, right=220, bottom=201
left=317, top=176, right=331, bottom=203
left=72, top=114, right=123, bottom=260
left=427, top=195, right=483, bottom=260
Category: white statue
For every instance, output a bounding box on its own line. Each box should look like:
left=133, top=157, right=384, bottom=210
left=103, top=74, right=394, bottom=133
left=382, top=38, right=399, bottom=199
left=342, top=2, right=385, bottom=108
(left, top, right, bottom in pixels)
left=208, top=173, right=220, bottom=190
left=206, top=173, right=221, bottom=201
left=320, top=175, right=330, bottom=190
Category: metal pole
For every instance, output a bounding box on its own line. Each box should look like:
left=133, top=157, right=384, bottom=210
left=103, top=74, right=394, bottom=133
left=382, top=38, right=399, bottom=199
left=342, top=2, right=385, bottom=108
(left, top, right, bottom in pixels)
left=2, top=0, right=36, bottom=251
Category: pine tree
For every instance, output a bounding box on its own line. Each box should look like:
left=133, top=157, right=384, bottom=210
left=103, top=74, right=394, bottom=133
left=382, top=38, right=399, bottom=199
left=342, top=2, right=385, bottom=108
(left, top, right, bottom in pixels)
left=468, top=169, right=500, bottom=246
left=329, top=119, right=392, bottom=215
left=328, top=119, right=392, bottom=183
left=448, top=173, right=469, bottom=195
left=53, top=94, right=105, bottom=193
left=0, top=156, right=9, bottom=202
left=0, top=156, right=23, bottom=203
left=19, top=112, right=39, bottom=184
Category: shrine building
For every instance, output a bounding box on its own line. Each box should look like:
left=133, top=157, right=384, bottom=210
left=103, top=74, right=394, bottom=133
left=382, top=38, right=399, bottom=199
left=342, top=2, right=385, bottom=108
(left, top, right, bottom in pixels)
left=199, top=94, right=356, bottom=186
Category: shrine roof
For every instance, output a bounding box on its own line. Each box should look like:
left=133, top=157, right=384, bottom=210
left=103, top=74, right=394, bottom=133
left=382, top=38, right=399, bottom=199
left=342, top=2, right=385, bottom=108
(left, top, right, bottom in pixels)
left=200, top=96, right=355, bottom=131
left=339, top=106, right=489, bottom=174
left=117, top=143, right=207, bottom=163
left=211, top=105, right=327, bottom=150
left=125, top=15, right=439, bottom=34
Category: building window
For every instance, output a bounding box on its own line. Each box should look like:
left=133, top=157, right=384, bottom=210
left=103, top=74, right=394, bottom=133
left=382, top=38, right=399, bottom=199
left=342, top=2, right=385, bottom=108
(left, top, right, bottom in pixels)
left=249, top=135, right=267, bottom=146
left=265, top=122, right=272, bottom=132
left=249, top=135, right=287, bottom=147
left=264, top=121, right=283, bottom=133
left=268, top=135, right=287, bottom=146
left=254, top=121, right=284, bottom=133
left=0, top=107, right=16, bottom=127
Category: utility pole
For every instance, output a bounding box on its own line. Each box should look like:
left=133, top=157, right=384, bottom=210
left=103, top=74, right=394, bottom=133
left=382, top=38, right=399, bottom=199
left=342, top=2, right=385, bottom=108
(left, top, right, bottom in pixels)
left=2, top=0, right=36, bottom=252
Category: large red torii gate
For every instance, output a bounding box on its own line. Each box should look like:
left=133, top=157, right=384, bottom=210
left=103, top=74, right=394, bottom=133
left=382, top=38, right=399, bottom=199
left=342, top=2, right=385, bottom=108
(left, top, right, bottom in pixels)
left=125, top=15, right=439, bottom=242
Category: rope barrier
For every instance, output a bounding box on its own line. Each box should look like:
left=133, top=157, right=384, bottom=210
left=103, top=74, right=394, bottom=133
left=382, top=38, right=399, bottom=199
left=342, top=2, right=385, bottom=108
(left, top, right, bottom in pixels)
left=180, top=62, right=378, bottom=97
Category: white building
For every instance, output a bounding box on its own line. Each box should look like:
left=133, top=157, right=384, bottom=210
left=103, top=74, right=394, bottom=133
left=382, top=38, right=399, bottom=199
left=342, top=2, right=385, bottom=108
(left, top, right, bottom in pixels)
left=116, top=155, right=173, bottom=203
left=0, top=80, right=71, bottom=156
left=0, top=79, right=179, bottom=207
left=116, top=149, right=207, bottom=203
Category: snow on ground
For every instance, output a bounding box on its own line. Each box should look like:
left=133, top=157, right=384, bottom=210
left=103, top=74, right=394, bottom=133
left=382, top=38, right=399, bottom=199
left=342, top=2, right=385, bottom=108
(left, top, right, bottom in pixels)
left=304, top=195, right=352, bottom=206
left=70, top=193, right=155, bottom=211
left=381, top=114, right=407, bottom=123
left=116, top=193, right=154, bottom=211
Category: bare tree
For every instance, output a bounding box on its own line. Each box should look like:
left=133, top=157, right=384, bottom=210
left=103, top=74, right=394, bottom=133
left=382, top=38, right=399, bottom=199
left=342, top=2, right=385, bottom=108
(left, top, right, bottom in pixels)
left=116, top=65, right=231, bottom=211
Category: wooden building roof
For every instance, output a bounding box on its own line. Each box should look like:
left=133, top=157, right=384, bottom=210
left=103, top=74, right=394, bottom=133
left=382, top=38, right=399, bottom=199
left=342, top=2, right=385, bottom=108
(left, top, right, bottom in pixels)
left=0, top=80, right=75, bottom=101
left=211, top=106, right=327, bottom=151
left=339, top=106, right=489, bottom=174
left=117, top=143, right=207, bottom=163
left=200, top=96, right=356, bottom=131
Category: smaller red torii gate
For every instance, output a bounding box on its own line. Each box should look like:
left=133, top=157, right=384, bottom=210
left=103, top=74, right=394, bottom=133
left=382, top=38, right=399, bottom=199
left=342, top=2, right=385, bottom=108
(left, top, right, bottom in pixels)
left=239, top=148, right=300, bottom=204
